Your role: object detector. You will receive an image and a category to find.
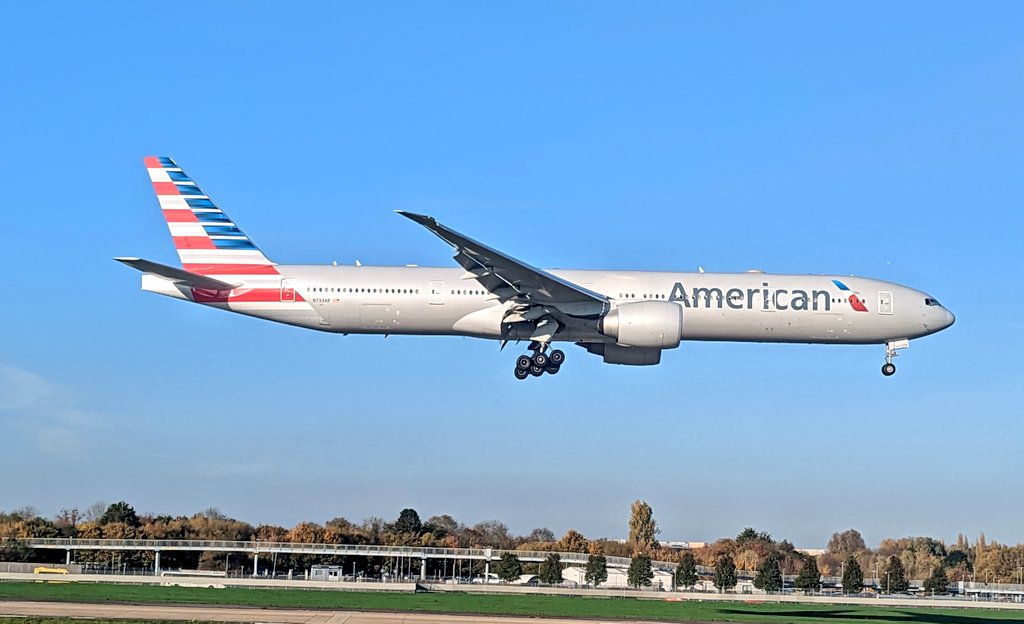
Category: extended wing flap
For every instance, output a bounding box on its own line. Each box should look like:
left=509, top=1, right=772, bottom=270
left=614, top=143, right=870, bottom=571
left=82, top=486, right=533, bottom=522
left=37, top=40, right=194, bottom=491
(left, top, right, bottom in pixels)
left=115, top=257, right=238, bottom=291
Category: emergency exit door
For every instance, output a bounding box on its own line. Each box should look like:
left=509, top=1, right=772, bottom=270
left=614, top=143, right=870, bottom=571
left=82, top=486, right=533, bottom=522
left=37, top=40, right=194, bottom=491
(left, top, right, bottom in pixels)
left=429, top=281, right=445, bottom=305
left=280, top=278, right=296, bottom=302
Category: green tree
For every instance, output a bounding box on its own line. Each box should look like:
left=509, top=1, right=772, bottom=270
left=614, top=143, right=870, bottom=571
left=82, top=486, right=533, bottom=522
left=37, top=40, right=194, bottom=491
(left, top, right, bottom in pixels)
left=627, top=500, right=659, bottom=554
left=0, top=539, right=32, bottom=562
left=423, top=515, right=459, bottom=540
left=393, top=509, right=422, bottom=535
left=737, top=528, right=773, bottom=544
left=538, top=552, right=562, bottom=585
left=713, top=555, right=737, bottom=592
left=923, top=565, right=949, bottom=595
left=882, top=555, right=909, bottom=593
left=675, top=552, right=699, bottom=589
left=627, top=553, right=654, bottom=589
left=842, top=555, right=864, bottom=593
left=496, top=552, right=522, bottom=582
left=794, top=556, right=822, bottom=591
left=753, top=555, right=783, bottom=592
left=99, top=502, right=139, bottom=528
left=585, top=553, right=608, bottom=587
left=944, top=550, right=970, bottom=569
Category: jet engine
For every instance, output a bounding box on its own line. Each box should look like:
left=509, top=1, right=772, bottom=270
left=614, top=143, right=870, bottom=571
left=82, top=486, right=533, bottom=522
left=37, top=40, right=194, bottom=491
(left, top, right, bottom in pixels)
left=599, top=301, right=683, bottom=349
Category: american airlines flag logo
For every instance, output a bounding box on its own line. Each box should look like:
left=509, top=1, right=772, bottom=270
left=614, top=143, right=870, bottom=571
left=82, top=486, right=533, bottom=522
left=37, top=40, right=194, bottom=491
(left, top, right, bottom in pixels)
left=832, top=279, right=869, bottom=312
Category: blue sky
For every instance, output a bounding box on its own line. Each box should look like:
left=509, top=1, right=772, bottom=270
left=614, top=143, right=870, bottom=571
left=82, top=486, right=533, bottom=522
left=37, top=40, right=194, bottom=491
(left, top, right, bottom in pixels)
left=1, top=2, right=1022, bottom=548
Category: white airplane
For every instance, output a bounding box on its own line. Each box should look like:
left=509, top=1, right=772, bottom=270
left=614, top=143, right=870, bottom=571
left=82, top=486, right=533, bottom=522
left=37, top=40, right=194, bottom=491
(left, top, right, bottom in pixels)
left=119, top=157, right=954, bottom=379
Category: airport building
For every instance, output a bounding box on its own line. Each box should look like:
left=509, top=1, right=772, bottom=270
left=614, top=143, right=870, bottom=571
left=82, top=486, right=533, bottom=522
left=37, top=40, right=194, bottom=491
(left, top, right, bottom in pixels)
left=562, top=566, right=676, bottom=590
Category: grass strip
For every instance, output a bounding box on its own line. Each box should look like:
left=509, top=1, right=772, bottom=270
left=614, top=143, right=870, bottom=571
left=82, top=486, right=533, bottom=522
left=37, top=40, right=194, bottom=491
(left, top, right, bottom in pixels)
left=2, top=581, right=1024, bottom=623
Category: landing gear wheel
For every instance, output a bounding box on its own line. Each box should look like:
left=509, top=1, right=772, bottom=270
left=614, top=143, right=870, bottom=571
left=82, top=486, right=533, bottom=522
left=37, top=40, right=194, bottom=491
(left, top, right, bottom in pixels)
left=516, top=355, right=533, bottom=370
left=514, top=367, right=530, bottom=380
left=533, top=352, right=548, bottom=367
left=530, top=365, right=545, bottom=377
left=546, top=364, right=560, bottom=375
left=882, top=363, right=896, bottom=377
left=549, top=349, right=565, bottom=366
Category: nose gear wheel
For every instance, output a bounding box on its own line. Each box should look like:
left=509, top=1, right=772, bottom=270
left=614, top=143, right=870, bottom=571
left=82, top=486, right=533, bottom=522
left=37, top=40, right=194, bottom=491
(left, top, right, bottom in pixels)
left=881, top=340, right=908, bottom=377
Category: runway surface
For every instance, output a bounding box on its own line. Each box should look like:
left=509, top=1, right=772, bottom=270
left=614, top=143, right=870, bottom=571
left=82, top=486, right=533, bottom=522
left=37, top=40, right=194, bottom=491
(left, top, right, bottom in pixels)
left=0, top=601, right=671, bottom=623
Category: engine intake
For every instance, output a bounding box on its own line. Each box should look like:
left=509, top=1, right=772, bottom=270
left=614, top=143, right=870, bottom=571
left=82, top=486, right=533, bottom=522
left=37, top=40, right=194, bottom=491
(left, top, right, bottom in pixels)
left=599, top=300, right=683, bottom=349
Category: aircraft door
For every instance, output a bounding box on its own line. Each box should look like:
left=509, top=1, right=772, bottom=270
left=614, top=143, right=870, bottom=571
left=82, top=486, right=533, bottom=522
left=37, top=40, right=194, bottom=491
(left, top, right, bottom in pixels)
left=878, top=291, right=893, bottom=315
left=429, top=280, right=445, bottom=305
left=280, top=278, right=297, bottom=302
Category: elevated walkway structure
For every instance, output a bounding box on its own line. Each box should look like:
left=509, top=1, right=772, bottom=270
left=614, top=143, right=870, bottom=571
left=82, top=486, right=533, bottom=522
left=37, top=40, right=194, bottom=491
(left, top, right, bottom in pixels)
left=19, top=538, right=686, bottom=583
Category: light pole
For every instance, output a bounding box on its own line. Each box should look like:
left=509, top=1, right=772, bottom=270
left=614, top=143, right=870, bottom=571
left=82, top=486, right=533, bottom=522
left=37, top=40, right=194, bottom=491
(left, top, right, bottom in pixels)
left=886, top=571, right=891, bottom=594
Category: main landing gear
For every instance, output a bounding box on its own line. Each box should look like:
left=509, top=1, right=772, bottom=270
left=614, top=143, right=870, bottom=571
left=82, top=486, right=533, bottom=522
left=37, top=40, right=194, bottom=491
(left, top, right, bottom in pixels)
left=881, top=339, right=909, bottom=377
left=514, top=342, right=565, bottom=380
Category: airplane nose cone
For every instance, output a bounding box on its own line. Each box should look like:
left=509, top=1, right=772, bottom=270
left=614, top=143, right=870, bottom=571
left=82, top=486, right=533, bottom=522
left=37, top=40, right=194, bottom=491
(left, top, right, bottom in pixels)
left=944, top=309, right=955, bottom=329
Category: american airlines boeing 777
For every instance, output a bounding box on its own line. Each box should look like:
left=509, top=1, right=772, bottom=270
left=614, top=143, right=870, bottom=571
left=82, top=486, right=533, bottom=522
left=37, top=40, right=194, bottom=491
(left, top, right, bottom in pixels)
left=119, top=157, right=954, bottom=379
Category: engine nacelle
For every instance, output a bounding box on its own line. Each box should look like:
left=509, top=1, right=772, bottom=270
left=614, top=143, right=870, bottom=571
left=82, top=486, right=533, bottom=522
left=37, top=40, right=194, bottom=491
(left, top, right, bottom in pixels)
left=599, top=300, right=683, bottom=349
left=580, top=342, right=662, bottom=365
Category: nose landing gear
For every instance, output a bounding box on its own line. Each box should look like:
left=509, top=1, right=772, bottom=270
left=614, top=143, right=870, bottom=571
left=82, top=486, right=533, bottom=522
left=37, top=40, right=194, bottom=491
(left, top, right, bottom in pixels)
left=513, top=342, right=565, bottom=379
left=881, top=339, right=909, bottom=377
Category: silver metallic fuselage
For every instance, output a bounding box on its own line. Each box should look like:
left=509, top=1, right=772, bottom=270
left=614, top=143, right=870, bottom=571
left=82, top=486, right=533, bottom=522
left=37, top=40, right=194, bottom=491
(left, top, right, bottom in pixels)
left=220, top=265, right=954, bottom=346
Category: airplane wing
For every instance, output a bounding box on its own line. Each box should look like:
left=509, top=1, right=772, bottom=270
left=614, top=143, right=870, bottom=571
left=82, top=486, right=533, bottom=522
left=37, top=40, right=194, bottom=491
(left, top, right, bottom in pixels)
left=115, top=257, right=238, bottom=291
left=397, top=212, right=608, bottom=319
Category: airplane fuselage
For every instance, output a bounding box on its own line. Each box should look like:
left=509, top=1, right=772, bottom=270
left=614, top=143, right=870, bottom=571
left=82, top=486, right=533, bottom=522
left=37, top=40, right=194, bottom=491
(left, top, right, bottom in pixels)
left=151, top=265, right=953, bottom=347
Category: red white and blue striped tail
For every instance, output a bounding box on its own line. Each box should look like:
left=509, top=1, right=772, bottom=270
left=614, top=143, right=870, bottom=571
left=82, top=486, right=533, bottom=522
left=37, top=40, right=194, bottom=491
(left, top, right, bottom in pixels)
left=144, top=156, right=278, bottom=277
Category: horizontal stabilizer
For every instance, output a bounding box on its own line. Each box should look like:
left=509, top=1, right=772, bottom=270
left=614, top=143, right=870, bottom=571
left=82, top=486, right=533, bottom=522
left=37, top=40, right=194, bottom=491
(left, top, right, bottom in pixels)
left=115, top=257, right=237, bottom=291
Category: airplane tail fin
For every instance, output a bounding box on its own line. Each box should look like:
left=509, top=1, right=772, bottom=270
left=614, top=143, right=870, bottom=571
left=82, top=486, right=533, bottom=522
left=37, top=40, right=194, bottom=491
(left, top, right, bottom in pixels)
left=144, top=156, right=278, bottom=276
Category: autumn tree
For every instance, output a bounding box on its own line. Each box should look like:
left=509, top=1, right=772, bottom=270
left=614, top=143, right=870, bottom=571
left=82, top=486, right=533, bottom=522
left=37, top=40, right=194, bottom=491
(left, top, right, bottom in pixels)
left=842, top=555, right=864, bottom=593
left=882, top=555, right=909, bottom=593
left=754, top=555, right=783, bottom=592
left=496, top=552, right=522, bottom=582
left=924, top=565, right=950, bottom=594
left=713, top=555, right=737, bottom=592
left=827, top=529, right=866, bottom=556
left=675, top=552, right=699, bottom=589
left=627, top=500, right=659, bottom=554
left=10, top=517, right=59, bottom=539
left=538, top=552, right=562, bottom=585
left=627, top=553, right=654, bottom=589
left=795, top=556, right=822, bottom=591
left=254, top=524, right=288, bottom=542
left=557, top=529, right=589, bottom=553
left=585, top=553, right=608, bottom=587
left=589, top=538, right=630, bottom=558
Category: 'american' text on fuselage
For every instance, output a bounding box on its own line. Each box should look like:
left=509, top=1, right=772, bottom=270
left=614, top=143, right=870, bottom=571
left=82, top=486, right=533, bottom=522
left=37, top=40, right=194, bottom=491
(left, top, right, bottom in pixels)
left=668, top=282, right=833, bottom=312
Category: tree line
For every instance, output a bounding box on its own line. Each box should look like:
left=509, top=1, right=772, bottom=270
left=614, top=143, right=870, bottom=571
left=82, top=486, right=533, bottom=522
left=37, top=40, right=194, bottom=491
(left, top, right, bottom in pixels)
left=2, top=500, right=1020, bottom=591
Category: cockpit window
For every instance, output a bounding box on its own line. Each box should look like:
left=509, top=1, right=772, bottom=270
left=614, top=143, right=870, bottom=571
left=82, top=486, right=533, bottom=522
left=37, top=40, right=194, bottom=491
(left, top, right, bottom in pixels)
left=925, top=298, right=940, bottom=306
